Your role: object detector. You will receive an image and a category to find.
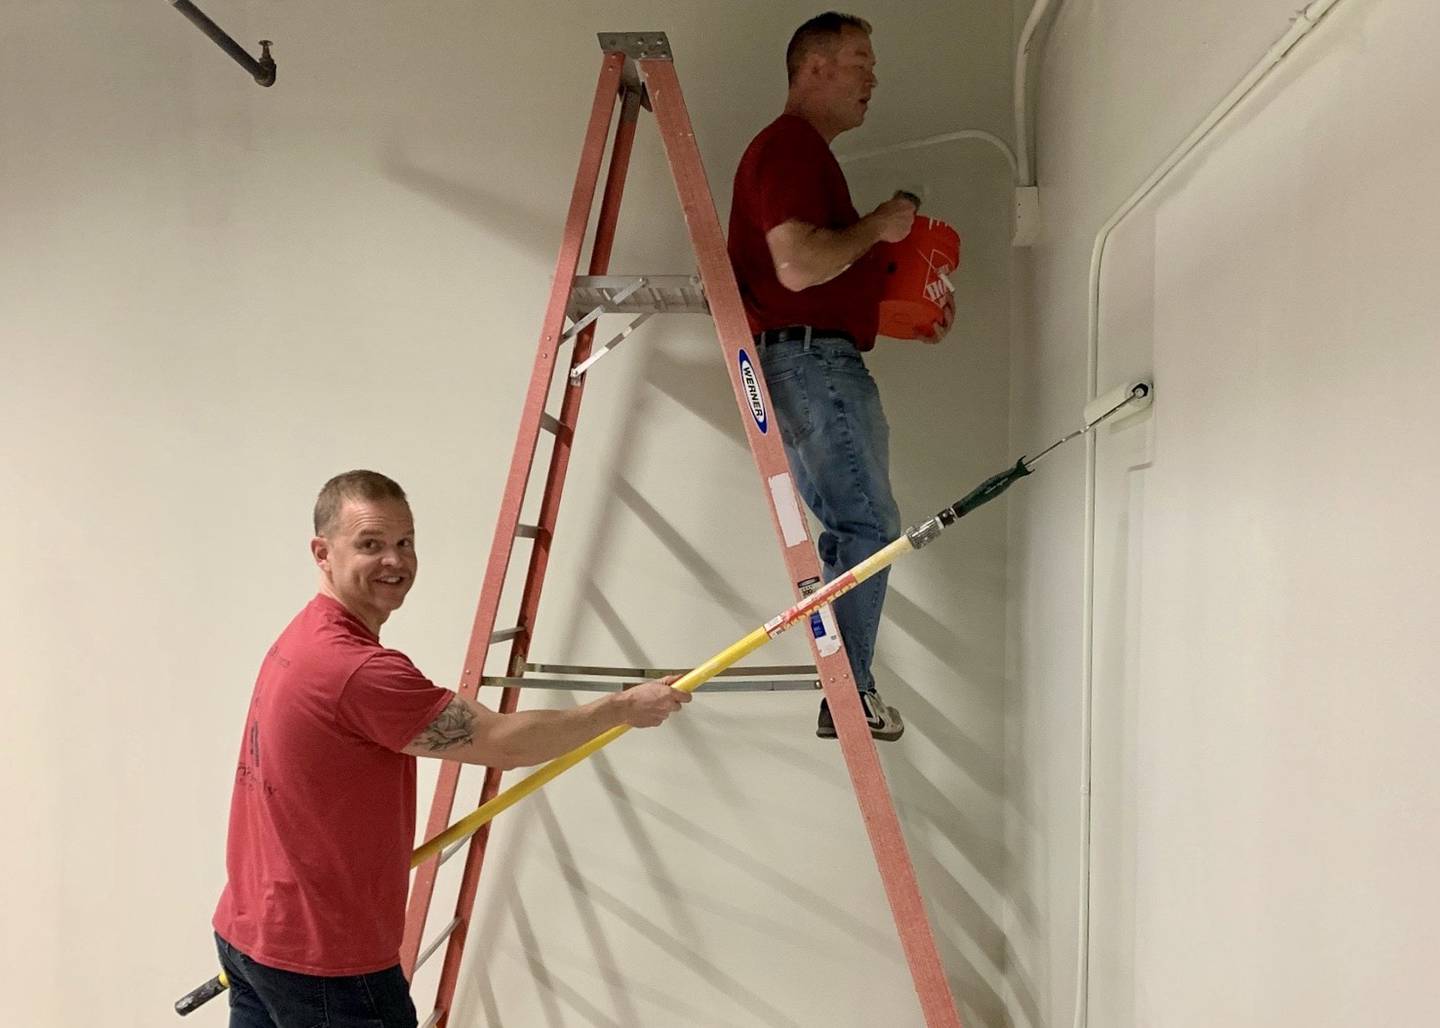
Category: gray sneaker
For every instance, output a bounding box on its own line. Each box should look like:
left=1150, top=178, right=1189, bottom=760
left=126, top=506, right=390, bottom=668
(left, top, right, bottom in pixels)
left=816, top=690, right=905, bottom=742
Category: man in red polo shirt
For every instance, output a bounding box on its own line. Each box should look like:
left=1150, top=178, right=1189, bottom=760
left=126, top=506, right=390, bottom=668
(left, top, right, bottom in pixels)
left=729, top=12, right=954, bottom=741
left=213, top=470, right=688, bottom=1027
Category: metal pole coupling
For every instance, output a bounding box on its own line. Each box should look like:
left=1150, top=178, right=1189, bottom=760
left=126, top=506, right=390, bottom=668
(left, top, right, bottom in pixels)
left=171, top=1, right=277, bottom=87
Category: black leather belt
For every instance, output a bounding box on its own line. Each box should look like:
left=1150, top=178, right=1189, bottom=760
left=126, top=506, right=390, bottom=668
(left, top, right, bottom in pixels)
left=753, top=326, right=855, bottom=347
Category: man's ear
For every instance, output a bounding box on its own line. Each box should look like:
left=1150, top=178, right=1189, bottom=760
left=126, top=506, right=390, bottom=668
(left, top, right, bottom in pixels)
left=310, top=536, right=329, bottom=569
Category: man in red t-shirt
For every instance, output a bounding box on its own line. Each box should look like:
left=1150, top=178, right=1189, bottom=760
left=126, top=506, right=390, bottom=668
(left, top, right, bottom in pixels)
left=212, top=470, right=688, bottom=1027
left=729, top=13, right=954, bottom=742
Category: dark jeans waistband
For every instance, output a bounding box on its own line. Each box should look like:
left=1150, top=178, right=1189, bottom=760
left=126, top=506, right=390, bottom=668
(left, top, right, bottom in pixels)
left=753, top=325, right=856, bottom=348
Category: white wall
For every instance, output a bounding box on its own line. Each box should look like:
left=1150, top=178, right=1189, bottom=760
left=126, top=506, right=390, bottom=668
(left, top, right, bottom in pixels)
left=0, top=3, right=1014, bottom=1026
left=1008, top=0, right=1440, bottom=1025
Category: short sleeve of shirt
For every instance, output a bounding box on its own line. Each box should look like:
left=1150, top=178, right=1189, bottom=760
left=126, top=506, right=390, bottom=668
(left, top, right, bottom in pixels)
left=754, top=128, right=833, bottom=233
left=336, top=650, right=454, bottom=753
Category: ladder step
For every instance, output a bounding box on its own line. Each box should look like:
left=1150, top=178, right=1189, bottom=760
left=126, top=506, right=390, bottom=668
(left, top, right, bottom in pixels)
left=563, top=277, right=648, bottom=342
left=514, top=524, right=542, bottom=539
left=420, top=1011, right=442, bottom=1028
left=568, top=274, right=709, bottom=318
left=528, top=662, right=816, bottom=678
left=485, top=662, right=820, bottom=693
left=489, top=627, right=524, bottom=644
left=540, top=412, right=563, bottom=435
left=415, top=917, right=462, bottom=973
left=484, top=675, right=819, bottom=693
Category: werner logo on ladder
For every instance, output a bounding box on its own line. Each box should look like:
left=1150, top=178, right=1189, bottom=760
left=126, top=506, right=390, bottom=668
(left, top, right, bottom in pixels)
left=738, top=349, right=769, bottom=432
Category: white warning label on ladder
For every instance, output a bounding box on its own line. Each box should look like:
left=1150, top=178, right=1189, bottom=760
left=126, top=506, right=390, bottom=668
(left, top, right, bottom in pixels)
left=797, top=576, right=842, bottom=657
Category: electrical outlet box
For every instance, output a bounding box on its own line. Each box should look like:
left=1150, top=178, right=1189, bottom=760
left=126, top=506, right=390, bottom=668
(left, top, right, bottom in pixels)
left=1012, top=186, right=1041, bottom=247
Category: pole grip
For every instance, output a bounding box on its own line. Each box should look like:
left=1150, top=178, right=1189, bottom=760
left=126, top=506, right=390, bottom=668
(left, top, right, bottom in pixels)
left=946, top=458, right=1032, bottom=521
left=175, top=971, right=228, bottom=1016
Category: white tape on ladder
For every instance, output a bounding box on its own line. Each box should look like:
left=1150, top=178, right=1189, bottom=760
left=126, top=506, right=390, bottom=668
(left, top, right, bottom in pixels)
left=768, top=472, right=808, bottom=548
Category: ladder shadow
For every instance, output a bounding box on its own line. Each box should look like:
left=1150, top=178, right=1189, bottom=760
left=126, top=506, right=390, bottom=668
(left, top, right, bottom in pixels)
left=882, top=585, right=987, bottom=679
left=644, top=343, right=755, bottom=450
left=613, top=476, right=768, bottom=623
left=448, top=800, right=651, bottom=1028
left=589, top=765, right=901, bottom=959
left=379, top=142, right=557, bottom=260
left=454, top=794, right=807, bottom=1027
left=574, top=538, right=765, bottom=817
left=872, top=653, right=1004, bottom=799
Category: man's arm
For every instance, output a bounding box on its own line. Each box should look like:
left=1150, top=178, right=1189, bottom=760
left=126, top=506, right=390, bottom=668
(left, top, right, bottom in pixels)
left=401, top=678, right=688, bottom=769
left=766, top=195, right=917, bottom=292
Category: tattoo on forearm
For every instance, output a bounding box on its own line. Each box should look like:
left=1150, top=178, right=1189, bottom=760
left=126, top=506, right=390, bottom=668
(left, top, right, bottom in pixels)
left=415, top=698, right=476, bottom=751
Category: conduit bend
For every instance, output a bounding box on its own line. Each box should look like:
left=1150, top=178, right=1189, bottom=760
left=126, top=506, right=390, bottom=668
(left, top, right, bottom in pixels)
left=836, top=0, right=1058, bottom=183
left=1072, top=2, right=1349, bottom=1027
left=839, top=129, right=1018, bottom=177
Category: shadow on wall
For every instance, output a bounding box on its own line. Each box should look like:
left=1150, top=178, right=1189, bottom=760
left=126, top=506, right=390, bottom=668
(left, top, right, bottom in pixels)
left=536, top=335, right=1009, bottom=1024
left=541, top=776, right=809, bottom=1028
left=380, top=142, right=557, bottom=259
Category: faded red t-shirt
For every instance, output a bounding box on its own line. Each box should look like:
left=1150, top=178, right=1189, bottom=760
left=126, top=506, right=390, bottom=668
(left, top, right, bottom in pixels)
left=213, top=593, right=453, bottom=975
left=728, top=113, right=885, bottom=350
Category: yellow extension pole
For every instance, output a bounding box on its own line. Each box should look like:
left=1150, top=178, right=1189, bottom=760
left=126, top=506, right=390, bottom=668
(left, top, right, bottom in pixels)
left=410, top=533, right=914, bottom=867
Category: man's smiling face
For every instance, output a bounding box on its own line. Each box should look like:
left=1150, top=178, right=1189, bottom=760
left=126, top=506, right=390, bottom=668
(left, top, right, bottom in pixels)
left=312, top=496, right=416, bottom=634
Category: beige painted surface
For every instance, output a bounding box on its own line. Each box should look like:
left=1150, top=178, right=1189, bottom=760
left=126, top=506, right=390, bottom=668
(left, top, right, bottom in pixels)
left=0, top=2, right=1012, bottom=1025
left=1008, top=1, right=1440, bottom=1025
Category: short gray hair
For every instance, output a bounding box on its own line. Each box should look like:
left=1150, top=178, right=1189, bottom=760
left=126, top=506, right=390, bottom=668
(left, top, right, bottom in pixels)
left=313, top=470, right=408, bottom=536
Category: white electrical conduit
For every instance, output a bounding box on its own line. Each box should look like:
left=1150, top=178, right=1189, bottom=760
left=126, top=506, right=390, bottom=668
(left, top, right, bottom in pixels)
left=1014, top=0, right=1059, bottom=186
left=1072, top=2, right=1349, bottom=1027
left=837, top=0, right=1057, bottom=180
left=839, top=128, right=1018, bottom=177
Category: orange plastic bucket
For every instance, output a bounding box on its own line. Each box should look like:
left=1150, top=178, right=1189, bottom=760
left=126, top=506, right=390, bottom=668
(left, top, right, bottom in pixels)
left=877, top=215, right=960, bottom=340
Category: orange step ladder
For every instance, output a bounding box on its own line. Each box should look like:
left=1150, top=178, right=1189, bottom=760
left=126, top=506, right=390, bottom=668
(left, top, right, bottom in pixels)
left=401, top=32, right=963, bottom=1028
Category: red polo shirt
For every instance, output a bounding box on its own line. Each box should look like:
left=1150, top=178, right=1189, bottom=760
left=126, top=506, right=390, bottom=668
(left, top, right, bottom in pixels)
left=213, top=594, right=453, bottom=975
left=728, top=113, right=885, bottom=351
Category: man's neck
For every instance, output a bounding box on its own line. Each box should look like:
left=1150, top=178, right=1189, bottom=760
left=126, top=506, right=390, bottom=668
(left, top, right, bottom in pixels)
left=318, top=580, right=384, bottom=637
left=783, top=96, right=842, bottom=144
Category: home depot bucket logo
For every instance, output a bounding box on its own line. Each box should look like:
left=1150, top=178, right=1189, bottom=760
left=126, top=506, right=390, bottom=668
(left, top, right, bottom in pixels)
left=923, top=249, right=955, bottom=305
left=738, top=350, right=767, bottom=433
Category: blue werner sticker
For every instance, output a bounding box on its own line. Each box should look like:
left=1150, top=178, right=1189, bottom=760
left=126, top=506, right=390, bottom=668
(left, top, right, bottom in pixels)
left=738, top=350, right=767, bottom=434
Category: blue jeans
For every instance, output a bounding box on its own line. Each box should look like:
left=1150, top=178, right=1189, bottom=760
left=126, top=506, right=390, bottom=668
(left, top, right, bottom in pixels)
left=758, top=334, right=902, bottom=693
left=215, top=934, right=418, bottom=1028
